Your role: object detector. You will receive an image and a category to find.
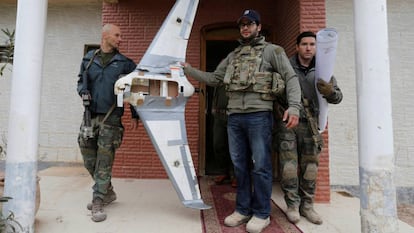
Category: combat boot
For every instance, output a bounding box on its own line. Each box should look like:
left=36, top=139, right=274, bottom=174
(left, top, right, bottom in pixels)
left=246, top=216, right=270, bottom=233
left=286, top=206, right=300, bottom=223
left=91, top=197, right=107, bottom=222
left=300, top=205, right=322, bottom=225
left=224, top=211, right=251, bottom=227
left=87, top=189, right=117, bottom=210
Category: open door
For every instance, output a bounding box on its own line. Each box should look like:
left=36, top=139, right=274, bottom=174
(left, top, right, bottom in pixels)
left=198, top=24, right=239, bottom=175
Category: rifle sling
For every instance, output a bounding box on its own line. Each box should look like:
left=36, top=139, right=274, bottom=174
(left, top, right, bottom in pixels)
left=84, top=49, right=116, bottom=125
left=302, top=95, right=320, bottom=136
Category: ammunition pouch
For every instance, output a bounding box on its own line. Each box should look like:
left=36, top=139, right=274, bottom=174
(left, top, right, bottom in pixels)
left=261, top=72, right=285, bottom=100
left=270, top=72, right=285, bottom=95
left=223, top=64, right=234, bottom=85
left=225, top=69, right=285, bottom=101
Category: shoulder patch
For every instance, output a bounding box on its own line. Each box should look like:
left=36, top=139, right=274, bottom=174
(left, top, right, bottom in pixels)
left=274, top=46, right=284, bottom=54
left=264, top=43, right=284, bottom=54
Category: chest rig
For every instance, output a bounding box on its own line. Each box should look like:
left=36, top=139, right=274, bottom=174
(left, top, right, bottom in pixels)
left=223, top=43, right=285, bottom=100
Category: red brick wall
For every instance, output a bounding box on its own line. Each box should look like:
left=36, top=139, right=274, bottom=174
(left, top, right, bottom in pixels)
left=102, top=1, right=176, bottom=178
left=317, top=129, right=331, bottom=203
left=273, top=0, right=300, bottom=56
left=103, top=0, right=330, bottom=202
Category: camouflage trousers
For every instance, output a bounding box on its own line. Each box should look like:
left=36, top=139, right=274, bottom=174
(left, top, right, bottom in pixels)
left=273, top=120, right=322, bottom=208
left=78, top=114, right=124, bottom=200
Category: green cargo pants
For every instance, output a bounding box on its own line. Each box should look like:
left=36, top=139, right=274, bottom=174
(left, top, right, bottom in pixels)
left=273, top=120, right=322, bottom=208
left=78, top=113, right=124, bottom=200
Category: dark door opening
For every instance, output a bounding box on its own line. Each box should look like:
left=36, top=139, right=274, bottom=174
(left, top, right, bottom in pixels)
left=204, top=40, right=239, bottom=175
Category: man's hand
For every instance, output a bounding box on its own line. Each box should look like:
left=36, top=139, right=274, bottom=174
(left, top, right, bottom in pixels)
left=316, top=78, right=334, bottom=96
left=282, top=110, right=299, bottom=129
left=80, top=89, right=90, bottom=96
left=130, top=118, right=139, bottom=130
left=179, top=62, right=190, bottom=68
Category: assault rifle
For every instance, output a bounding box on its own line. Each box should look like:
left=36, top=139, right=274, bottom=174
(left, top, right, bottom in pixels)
left=302, top=97, right=324, bottom=151
left=80, top=49, right=100, bottom=139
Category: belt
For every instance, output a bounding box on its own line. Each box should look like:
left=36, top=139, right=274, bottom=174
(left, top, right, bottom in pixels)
left=212, top=109, right=227, bottom=115
left=90, top=113, right=107, bottom=119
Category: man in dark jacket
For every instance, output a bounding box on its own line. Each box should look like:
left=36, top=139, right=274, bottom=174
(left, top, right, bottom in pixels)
left=76, top=24, right=138, bottom=222
left=274, top=31, right=343, bottom=225
left=182, top=10, right=301, bottom=233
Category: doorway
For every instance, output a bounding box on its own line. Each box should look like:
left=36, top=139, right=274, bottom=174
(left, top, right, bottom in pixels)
left=204, top=40, right=239, bottom=175
left=198, top=24, right=240, bottom=176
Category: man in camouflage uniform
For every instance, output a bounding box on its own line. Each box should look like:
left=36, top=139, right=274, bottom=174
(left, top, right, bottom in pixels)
left=274, top=31, right=343, bottom=225
left=77, top=24, right=138, bottom=222
left=182, top=10, right=301, bottom=233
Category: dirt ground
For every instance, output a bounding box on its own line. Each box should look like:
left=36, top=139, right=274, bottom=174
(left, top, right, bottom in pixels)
left=398, top=204, right=414, bottom=227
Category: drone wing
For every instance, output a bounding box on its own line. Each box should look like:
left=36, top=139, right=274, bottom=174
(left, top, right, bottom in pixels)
left=114, top=0, right=210, bottom=210
left=137, top=0, right=199, bottom=73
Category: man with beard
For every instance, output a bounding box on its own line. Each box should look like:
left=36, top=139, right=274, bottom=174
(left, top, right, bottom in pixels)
left=181, top=10, right=301, bottom=233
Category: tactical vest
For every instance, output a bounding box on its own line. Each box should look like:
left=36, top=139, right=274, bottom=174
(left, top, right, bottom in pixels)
left=223, top=43, right=285, bottom=100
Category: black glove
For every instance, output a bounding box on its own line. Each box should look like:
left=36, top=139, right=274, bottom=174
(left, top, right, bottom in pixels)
left=317, top=78, right=334, bottom=96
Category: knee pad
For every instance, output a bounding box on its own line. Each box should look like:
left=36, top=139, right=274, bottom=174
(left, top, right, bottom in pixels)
left=303, top=163, right=318, bottom=180
left=282, top=161, right=297, bottom=179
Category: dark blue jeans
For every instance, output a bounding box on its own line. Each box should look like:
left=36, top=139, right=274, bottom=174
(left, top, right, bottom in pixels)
left=227, top=111, right=273, bottom=219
